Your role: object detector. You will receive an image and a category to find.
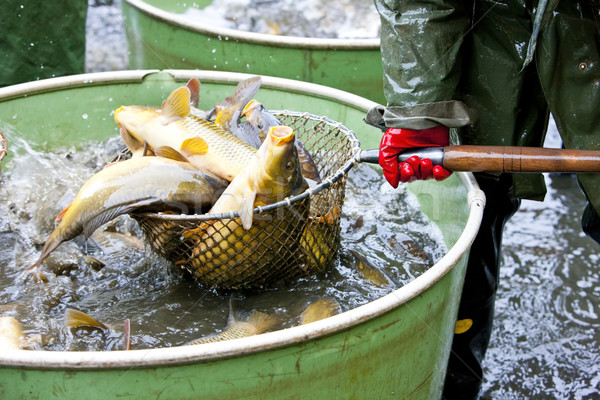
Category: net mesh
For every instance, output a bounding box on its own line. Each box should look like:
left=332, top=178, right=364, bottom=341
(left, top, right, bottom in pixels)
left=132, top=111, right=359, bottom=290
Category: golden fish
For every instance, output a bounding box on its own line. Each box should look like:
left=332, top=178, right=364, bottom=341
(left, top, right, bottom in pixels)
left=299, top=297, right=341, bottom=325
left=242, top=99, right=322, bottom=184
left=187, top=301, right=278, bottom=345
left=241, top=99, right=281, bottom=142
left=207, top=125, right=308, bottom=229
left=180, top=126, right=309, bottom=289
left=65, top=308, right=109, bottom=332
left=348, top=249, right=392, bottom=287
left=297, top=204, right=342, bottom=275
left=114, top=85, right=257, bottom=182
left=0, top=316, right=25, bottom=350
left=65, top=309, right=131, bottom=350
left=212, top=76, right=263, bottom=149
left=29, top=156, right=227, bottom=269
left=388, top=233, right=432, bottom=265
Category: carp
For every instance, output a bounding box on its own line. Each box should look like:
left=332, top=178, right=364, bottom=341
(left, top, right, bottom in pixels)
left=29, top=156, right=227, bottom=270
left=114, top=85, right=257, bottom=182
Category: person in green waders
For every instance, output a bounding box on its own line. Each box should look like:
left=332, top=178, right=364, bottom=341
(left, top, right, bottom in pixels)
left=0, top=1, right=87, bottom=87
left=366, top=1, right=600, bottom=399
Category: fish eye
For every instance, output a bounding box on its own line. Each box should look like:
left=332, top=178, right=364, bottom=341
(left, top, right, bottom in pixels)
left=285, top=161, right=294, bottom=170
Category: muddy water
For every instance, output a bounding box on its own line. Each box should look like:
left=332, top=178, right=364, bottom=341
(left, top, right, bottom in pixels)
left=0, top=137, right=443, bottom=351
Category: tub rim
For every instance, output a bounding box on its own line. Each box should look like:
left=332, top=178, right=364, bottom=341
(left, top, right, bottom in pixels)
left=0, top=69, right=484, bottom=369
left=123, top=0, right=381, bottom=50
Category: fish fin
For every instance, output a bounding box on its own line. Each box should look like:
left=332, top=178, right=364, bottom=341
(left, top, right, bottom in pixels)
left=142, top=141, right=154, bottom=157
left=241, top=99, right=259, bottom=118
left=82, top=200, right=159, bottom=240
left=27, top=228, right=67, bottom=270
left=186, top=78, right=201, bottom=108
left=231, top=76, right=262, bottom=109
left=123, top=319, right=131, bottom=350
left=154, top=146, right=189, bottom=162
left=227, top=295, right=237, bottom=325
left=180, top=137, right=208, bottom=157
left=314, top=205, right=341, bottom=225
left=55, top=202, right=72, bottom=223
left=300, top=298, right=341, bottom=325
left=181, top=224, right=208, bottom=239
left=162, top=86, right=191, bottom=121
left=119, top=127, right=146, bottom=157
left=65, top=309, right=108, bottom=331
left=295, top=139, right=321, bottom=182
left=245, top=310, right=279, bottom=334
left=214, top=77, right=262, bottom=128
left=102, top=161, right=118, bottom=169
left=239, top=190, right=257, bottom=230
left=206, top=107, right=216, bottom=121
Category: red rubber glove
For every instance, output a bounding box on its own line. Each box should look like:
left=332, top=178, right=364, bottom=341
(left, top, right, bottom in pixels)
left=379, top=125, right=452, bottom=188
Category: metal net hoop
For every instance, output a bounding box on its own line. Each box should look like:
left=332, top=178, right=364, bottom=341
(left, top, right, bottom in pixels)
left=134, top=111, right=361, bottom=290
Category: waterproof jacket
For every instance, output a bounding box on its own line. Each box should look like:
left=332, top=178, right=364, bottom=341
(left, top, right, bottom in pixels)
left=368, top=0, right=600, bottom=210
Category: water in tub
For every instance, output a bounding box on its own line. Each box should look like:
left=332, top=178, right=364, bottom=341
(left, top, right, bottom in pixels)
left=0, top=133, right=445, bottom=351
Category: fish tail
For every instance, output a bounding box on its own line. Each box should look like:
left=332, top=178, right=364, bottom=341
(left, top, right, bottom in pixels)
left=246, top=310, right=279, bottom=334
left=300, top=297, right=341, bottom=325
left=64, top=308, right=108, bottom=331
left=27, top=229, right=65, bottom=270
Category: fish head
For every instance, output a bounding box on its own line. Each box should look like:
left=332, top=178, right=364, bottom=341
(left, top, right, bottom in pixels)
left=254, top=126, right=308, bottom=202
left=113, top=104, right=160, bottom=141
left=242, top=100, right=280, bottom=141
left=214, top=76, right=262, bottom=130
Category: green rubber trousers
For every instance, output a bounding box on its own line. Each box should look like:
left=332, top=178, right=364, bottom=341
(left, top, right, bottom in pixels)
left=369, top=0, right=600, bottom=398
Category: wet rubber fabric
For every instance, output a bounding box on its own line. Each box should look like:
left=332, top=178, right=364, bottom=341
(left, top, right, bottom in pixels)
left=0, top=0, right=87, bottom=87
left=371, top=0, right=600, bottom=398
left=444, top=175, right=520, bottom=400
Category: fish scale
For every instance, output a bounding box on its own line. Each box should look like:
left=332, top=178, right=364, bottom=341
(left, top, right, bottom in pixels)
left=115, top=98, right=257, bottom=182
left=179, top=115, right=257, bottom=180
left=29, top=157, right=228, bottom=269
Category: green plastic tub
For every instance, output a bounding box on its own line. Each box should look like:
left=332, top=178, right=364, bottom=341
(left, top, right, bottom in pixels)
left=121, top=0, right=385, bottom=103
left=0, top=70, right=483, bottom=399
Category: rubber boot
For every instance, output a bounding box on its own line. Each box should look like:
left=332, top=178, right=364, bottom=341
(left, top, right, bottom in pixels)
left=442, top=174, right=520, bottom=400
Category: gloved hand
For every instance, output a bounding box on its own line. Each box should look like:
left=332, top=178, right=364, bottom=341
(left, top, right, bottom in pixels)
left=379, top=125, right=452, bottom=188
